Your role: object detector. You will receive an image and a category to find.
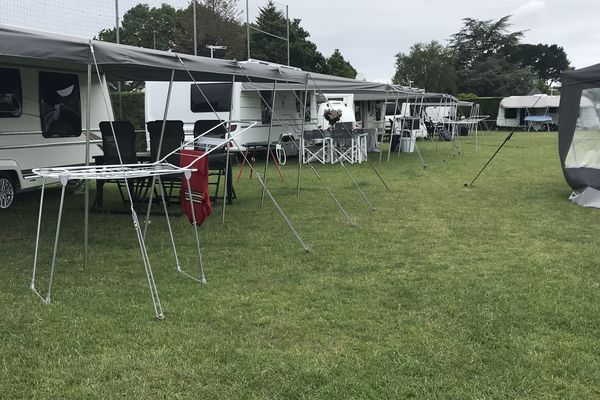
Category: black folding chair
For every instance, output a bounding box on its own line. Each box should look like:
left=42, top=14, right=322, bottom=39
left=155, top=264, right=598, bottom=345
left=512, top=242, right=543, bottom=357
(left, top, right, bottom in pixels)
left=147, top=120, right=185, bottom=203
left=99, top=120, right=148, bottom=205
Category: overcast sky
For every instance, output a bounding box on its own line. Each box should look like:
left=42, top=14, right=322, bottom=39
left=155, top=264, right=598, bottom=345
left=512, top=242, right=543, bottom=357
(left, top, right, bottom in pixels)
left=4, top=0, right=598, bottom=83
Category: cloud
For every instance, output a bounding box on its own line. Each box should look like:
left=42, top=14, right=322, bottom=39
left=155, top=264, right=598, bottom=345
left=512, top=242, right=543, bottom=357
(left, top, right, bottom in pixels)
left=512, top=1, right=547, bottom=21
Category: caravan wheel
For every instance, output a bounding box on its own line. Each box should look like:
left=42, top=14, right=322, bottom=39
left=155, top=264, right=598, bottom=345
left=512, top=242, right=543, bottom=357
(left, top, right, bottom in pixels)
left=0, top=173, right=16, bottom=209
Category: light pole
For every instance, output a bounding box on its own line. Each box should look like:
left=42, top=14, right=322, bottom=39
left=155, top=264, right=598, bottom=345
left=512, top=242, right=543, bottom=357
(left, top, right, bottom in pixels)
left=206, top=45, right=227, bottom=58
left=153, top=21, right=169, bottom=50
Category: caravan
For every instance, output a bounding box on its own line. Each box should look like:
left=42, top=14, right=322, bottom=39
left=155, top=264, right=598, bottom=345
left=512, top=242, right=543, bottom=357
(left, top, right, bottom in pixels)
left=0, top=64, right=109, bottom=208
left=496, top=94, right=560, bottom=129
left=145, top=80, right=317, bottom=149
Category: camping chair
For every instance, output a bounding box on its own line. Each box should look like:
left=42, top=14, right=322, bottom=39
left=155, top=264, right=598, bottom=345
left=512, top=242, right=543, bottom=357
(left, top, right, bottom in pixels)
left=193, top=120, right=235, bottom=204
left=147, top=120, right=185, bottom=203
left=302, top=129, right=330, bottom=164
left=99, top=120, right=148, bottom=205
left=331, top=122, right=357, bottom=164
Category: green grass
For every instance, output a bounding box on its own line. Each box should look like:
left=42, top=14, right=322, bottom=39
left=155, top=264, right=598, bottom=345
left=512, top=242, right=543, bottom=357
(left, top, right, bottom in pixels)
left=2, top=132, right=600, bottom=399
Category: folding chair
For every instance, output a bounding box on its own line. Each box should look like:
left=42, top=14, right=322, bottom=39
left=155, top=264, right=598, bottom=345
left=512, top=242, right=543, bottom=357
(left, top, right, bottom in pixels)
left=99, top=120, right=148, bottom=205
left=331, top=123, right=357, bottom=164
left=302, top=129, right=330, bottom=164
left=147, top=120, right=185, bottom=203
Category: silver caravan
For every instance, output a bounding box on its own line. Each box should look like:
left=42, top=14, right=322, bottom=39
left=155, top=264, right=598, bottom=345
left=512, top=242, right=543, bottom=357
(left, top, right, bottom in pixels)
left=0, top=63, right=109, bottom=208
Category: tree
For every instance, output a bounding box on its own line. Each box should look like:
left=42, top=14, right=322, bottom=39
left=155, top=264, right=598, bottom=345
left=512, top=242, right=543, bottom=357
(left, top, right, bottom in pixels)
left=97, top=4, right=179, bottom=51
left=326, top=49, right=357, bottom=78
left=174, top=2, right=246, bottom=59
left=449, top=16, right=525, bottom=69
left=507, top=43, right=571, bottom=88
left=457, top=56, right=537, bottom=97
left=392, top=41, right=457, bottom=93
left=249, top=1, right=331, bottom=74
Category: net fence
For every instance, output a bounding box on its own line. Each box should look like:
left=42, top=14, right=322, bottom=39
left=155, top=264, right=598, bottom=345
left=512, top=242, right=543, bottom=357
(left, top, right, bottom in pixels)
left=0, top=0, right=191, bottom=39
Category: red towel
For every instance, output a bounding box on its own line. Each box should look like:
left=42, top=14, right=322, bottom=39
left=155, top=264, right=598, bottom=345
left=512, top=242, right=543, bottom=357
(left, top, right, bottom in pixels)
left=179, top=150, right=212, bottom=225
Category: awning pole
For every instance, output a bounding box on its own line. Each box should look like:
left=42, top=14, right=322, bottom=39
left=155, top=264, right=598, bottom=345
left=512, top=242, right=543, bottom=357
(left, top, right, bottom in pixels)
left=143, top=69, right=175, bottom=239
left=261, top=81, right=277, bottom=207
left=83, top=63, right=92, bottom=271
left=221, top=74, right=236, bottom=224
left=297, top=80, right=309, bottom=196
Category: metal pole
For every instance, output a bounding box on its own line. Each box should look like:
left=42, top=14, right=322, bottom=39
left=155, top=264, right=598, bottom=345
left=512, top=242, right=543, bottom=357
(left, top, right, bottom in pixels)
left=286, top=5, right=290, bottom=66
left=143, top=70, right=175, bottom=238
left=221, top=75, right=236, bottom=224
left=246, top=0, right=250, bottom=60
left=115, top=0, right=122, bottom=119
left=83, top=64, right=91, bottom=271
left=193, top=0, right=197, bottom=56
left=115, top=0, right=119, bottom=45
left=297, top=81, right=309, bottom=196
left=261, top=81, right=277, bottom=207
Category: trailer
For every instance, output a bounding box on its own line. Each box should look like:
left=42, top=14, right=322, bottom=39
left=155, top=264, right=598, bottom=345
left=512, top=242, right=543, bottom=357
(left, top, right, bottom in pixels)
left=0, top=62, right=109, bottom=208
left=496, top=94, right=560, bottom=129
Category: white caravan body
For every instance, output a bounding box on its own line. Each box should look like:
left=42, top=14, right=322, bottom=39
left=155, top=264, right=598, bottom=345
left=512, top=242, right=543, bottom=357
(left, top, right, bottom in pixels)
left=145, top=81, right=318, bottom=147
left=0, top=63, right=108, bottom=193
left=496, top=95, right=560, bottom=128
left=385, top=102, right=427, bottom=138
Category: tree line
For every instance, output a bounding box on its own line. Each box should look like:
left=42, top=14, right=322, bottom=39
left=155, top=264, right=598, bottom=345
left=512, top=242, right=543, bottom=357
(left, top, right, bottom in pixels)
left=392, top=16, right=571, bottom=97
left=98, top=0, right=356, bottom=79
left=99, top=4, right=571, bottom=98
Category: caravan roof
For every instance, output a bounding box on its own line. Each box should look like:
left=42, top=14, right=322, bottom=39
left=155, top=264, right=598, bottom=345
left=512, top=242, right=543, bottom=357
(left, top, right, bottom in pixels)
left=500, top=95, right=560, bottom=109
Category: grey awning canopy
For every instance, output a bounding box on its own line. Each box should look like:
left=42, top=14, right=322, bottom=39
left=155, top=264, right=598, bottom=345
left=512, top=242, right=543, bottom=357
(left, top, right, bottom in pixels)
left=0, top=24, right=308, bottom=84
left=241, top=71, right=400, bottom=101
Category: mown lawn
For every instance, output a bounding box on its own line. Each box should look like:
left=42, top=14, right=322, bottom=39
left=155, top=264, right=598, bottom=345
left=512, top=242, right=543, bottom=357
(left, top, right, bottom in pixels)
left=1, top=132, right=599, bottom=399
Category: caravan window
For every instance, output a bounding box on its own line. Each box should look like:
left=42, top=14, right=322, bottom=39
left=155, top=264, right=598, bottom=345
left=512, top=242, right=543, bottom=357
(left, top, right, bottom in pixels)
left=190, top=82, right=232, bottom=113
left=504, top=108, right=518, bottom=119
left=260, top=91, right=273, bottom=124
left=39, top=71, right=81, bottom=138
left=0, top=67, right=23, bottom=118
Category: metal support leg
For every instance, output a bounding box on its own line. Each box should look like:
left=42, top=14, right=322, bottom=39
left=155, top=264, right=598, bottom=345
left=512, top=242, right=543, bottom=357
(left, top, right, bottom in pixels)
left=45, top=177, right=69, bottom=304
left=184, top=172, right=207, bottom=284
left=31, top=177, right=47, bottom=301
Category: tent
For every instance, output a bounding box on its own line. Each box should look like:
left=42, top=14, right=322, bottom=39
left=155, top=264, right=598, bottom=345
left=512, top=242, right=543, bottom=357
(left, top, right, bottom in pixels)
left=558, top=63, right=600, bottom=207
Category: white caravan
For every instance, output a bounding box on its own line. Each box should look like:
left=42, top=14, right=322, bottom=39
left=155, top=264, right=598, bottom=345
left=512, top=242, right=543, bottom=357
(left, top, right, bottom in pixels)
left=0, top=63, right=109, bottom=208
left=496, top=94, right=560, bottom=128
left=145, top=80, right=318, bottom=149
left=385, top=101, right=428, bottom=138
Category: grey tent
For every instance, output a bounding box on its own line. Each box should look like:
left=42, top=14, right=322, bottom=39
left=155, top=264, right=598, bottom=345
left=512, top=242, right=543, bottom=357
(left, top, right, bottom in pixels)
left=558, top=63, right=600, bottom=206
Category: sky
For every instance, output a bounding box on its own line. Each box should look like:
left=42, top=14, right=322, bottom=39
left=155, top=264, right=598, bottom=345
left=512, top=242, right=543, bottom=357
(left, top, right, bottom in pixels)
left=2, top=0, right=598, bottom=83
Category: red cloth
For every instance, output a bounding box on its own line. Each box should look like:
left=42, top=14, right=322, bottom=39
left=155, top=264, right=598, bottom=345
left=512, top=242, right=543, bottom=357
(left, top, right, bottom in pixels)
left=179, top=150, right=212, bottom=225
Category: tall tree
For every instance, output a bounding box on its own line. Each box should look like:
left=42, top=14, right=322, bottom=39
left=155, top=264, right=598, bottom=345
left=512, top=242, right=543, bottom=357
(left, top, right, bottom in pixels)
left=326, top=49, right=357, bottom=78
left=249, top=1, right=330, bottom=73
left=507, top=43, right=571, bottom=88
left=97, top=4, right=179, bottom=51
left=449, top=16, right=525, bottom=69
left=174, top=2, right=246, bottom=59
left=392, top=41, right=457, bottom=93
left=457, top=56, right=536, bottom=96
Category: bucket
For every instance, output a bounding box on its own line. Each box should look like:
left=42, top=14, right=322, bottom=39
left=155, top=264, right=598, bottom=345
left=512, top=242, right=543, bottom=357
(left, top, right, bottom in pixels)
left=400, top=136, right=415, bottom=153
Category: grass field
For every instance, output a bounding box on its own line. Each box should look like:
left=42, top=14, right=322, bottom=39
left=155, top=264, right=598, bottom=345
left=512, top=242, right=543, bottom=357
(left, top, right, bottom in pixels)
left=2, top=132, right=600, bottom=399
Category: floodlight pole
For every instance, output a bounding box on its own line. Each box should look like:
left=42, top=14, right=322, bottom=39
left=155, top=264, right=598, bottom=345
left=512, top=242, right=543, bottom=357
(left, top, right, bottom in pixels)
left=246, top=0, right=250, bottom=59
left=115, top=0, right=122, bottom=118
left=286, top=5, right=290, bottom=65
left=193, top=0, right=198, bottom=56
